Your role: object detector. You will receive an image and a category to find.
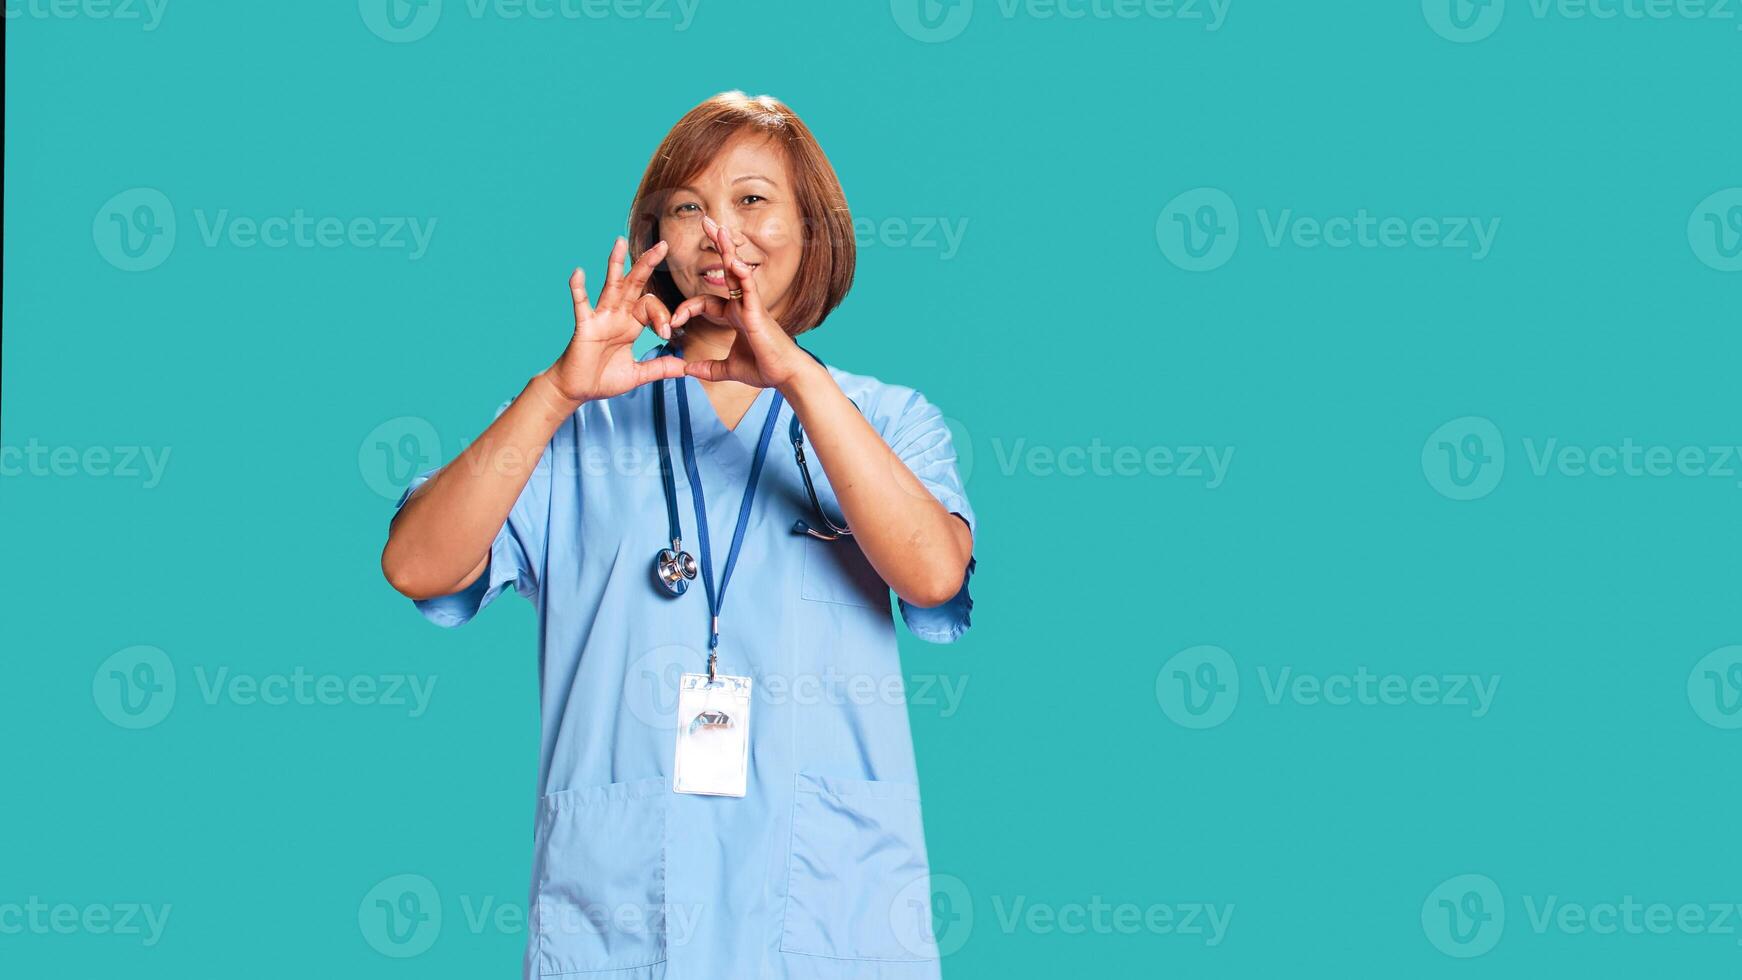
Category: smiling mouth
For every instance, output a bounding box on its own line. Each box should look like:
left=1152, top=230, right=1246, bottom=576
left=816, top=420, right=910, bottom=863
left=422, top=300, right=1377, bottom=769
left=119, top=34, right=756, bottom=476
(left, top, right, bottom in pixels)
left=700, top=263, right=757, bottom=287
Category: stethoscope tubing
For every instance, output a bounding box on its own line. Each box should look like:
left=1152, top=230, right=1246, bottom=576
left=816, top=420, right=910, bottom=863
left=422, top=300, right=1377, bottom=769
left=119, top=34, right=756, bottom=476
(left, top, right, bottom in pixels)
left=651, top=344, right=851, bottom=598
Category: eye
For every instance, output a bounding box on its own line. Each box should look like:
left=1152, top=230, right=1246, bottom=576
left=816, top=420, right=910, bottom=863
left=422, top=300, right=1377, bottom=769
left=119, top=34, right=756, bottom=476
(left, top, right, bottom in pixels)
left=739, top=195, right=766, bottom=206
left=672, top=202, right=701, bottom=216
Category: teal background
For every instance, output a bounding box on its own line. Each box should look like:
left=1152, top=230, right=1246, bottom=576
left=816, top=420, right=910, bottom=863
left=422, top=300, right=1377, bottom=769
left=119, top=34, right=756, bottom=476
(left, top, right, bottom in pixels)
left=3, top=1, right=1739, bottom=977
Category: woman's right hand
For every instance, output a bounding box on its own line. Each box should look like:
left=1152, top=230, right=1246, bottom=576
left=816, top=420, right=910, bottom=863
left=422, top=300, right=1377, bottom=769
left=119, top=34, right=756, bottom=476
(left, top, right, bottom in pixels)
left=542, top=237, right=687, bottom=405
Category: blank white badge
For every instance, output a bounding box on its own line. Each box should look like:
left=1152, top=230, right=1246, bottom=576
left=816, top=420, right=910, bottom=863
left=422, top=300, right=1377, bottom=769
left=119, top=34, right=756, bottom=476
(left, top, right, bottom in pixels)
left=672, top=673, right=752, bottom=797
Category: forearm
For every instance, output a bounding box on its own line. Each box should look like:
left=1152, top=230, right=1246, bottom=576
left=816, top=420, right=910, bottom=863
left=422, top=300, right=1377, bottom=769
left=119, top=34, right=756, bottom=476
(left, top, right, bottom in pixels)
left=778, top=363, right=973, bottom=607
left=381, top=371, right=579, bottom=600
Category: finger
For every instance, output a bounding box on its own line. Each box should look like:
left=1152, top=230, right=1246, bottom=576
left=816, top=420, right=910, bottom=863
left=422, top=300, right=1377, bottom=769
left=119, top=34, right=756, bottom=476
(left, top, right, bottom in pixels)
left=671, top=295, right=730, bottom=329
left=569, top=267, right=593, bottom=326
left=624, top=240, right=668, bottom=300
left=632, top=355, right=688, bottom=387
left=727, top=257, right=764, bottom=322
left=597, top=236, right=629, bottom=310
left=683, top=358, right=732, bottom=383
left=706, top=222, right=761, bottom=322
left=636, top=294, right=674, bottom=341
left=711, top=218, right=739, bottom=271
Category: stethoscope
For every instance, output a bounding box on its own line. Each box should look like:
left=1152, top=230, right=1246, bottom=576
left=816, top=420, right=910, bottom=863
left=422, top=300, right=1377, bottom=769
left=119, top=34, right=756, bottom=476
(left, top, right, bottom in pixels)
left=651, top=345, right=853, bottom=598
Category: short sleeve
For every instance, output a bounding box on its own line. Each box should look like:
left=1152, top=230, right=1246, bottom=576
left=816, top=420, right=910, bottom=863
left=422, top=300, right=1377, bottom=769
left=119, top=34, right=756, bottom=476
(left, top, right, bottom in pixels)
left=390, top=400, right=553, bottom=629
left=884, top=388, right=977, bottom=644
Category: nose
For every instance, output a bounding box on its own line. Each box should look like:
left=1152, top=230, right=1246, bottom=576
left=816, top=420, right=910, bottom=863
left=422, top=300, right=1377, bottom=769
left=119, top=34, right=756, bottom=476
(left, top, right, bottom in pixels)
left=700, top=214, right=747, bottom=252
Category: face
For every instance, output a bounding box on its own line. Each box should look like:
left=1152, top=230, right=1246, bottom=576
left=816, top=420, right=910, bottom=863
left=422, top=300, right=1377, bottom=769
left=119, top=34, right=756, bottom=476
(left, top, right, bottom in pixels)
left=657, top=132, right=805, bottom=322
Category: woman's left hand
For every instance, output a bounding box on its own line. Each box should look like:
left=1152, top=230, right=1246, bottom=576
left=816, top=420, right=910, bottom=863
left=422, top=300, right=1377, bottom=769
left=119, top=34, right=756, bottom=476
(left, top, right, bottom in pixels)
left=671, top=215, right=814, bottom=390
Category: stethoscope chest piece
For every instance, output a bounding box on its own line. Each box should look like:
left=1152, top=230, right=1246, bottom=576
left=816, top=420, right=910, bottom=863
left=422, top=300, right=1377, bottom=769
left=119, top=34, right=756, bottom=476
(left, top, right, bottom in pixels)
left=654, top=544, right=698, bottom=597
left=647, top=345, right=849, bottom=604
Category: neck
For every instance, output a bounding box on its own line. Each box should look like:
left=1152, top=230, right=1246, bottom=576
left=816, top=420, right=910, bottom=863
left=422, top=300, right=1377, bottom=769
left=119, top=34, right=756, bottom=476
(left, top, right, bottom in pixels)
left=674, top=322, right=735, bottom=364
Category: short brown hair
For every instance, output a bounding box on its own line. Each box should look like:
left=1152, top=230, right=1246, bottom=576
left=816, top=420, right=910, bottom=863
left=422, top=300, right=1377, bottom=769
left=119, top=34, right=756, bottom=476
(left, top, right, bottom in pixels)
left=628, top=92, right=855, bottom=335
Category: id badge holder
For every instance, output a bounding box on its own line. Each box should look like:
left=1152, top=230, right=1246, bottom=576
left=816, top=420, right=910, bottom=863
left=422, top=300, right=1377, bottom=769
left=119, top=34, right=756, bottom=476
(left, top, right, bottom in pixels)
left=672, top=673, right=752, bottom=797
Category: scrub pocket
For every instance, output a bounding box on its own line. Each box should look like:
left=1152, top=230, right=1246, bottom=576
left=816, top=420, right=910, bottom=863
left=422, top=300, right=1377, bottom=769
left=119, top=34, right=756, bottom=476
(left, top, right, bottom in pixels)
left=531, top=776, right=668, bottom=977
left=781, top=774, right=936, bottom=962
left=799, top=537, right=890, bottom=609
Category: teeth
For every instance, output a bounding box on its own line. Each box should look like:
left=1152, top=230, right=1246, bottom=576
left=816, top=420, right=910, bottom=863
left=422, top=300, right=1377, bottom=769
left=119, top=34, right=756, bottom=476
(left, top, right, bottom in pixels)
left=701, top=264, right=754, bottom=283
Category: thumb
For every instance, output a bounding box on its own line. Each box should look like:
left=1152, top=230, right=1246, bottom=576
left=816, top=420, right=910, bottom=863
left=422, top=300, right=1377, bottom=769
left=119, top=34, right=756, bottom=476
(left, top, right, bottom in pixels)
left=684, top=359, right=732, bottom=383
left=632, top=355, right=688, bottom=387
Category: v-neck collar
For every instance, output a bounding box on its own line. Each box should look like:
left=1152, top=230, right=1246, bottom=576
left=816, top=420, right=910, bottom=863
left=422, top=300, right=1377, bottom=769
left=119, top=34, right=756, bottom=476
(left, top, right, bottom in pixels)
left=680, top=377, right=778, bottom=455
left=690, top=377, right=772, bottom=432
left=648, top=343, right=779, bottom=452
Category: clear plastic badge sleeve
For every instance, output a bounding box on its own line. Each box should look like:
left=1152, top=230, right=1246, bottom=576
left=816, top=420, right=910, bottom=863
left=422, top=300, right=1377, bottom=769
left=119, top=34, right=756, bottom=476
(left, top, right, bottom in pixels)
left=672, top=673, right=752, bottom=797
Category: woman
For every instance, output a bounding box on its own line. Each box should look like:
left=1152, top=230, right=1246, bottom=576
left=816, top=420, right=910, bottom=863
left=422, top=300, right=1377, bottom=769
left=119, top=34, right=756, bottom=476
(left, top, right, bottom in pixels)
left=382, top=92, right=977, bottom=979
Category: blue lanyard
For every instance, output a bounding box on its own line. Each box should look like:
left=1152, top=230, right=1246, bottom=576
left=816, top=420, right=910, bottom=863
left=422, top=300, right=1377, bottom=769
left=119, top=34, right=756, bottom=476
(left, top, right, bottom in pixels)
left=652, top=349, right=785, bottom=679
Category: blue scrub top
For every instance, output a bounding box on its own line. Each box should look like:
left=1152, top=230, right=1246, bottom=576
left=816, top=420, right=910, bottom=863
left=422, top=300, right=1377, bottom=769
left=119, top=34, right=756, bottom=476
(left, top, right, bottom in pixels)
left=395, top=355, right=976, bottom=979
